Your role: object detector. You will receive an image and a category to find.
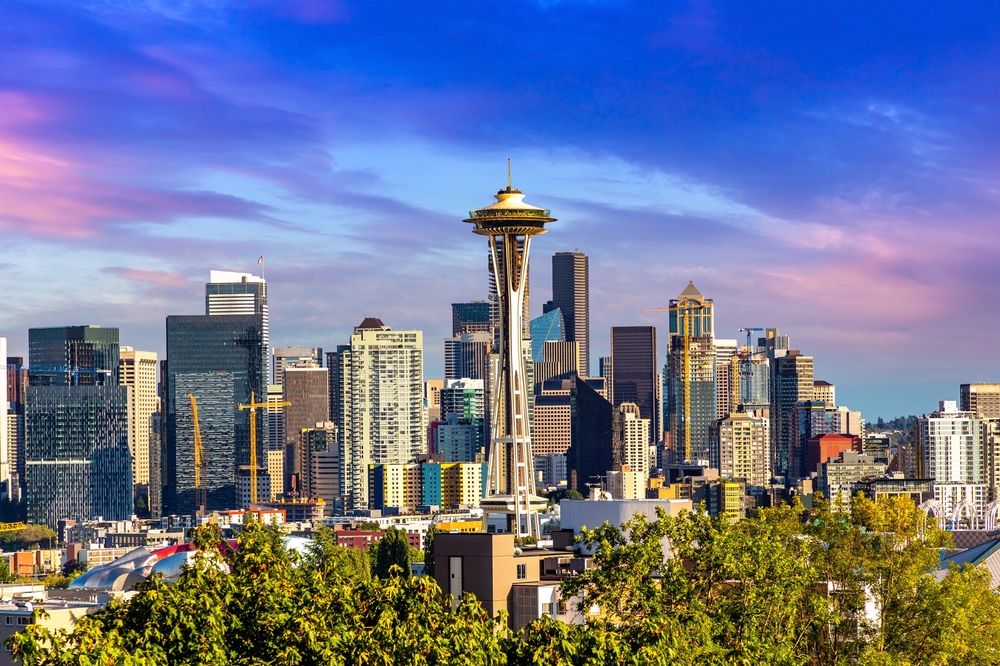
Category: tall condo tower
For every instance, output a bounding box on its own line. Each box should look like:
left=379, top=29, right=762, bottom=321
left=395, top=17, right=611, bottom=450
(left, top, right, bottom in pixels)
left=464, top=169, right=554, bottom=537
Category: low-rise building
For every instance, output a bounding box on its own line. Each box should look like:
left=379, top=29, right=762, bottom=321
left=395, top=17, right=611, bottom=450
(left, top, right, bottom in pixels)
left=817, top=451, right=887, bottom=508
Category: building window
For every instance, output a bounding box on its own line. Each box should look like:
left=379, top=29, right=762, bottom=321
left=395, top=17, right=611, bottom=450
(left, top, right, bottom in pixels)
left=516, top=564, right=526, bottom=580
left=4, top=617, right=9, bottom=625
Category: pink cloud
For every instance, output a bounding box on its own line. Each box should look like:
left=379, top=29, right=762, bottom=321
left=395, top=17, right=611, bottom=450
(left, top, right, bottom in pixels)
left=101, top=267, right=193, bottom=289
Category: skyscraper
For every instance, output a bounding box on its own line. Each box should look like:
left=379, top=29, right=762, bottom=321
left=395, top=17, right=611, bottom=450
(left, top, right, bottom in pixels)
left=25, top=385, right=133, bottom=528
left=339, top=318, right=423, bottom=510
left=550, top=251, right=590, bottom=375
left=713, top=339, right=738, bottom=420
left=465, top=175, right=554, bottom=537
left=444, top=332, right=492, bottom=381
left=6, top=355, right=27, bottom=502
left=568, top=376, right=622, bottom=494
left=0, top=340, right=7, bottom=500
left=451, top=302, right=493, bottom=336
left=529, top=308, right=565, bottom=362
left=772, top=351, right=814, bottom=481
left=534, top=341, right=580, bottom=385
left=961, top=384, right=1000, bottom=419
left=919, top=400, right=987, bottom=523
left=273, top=347, right=322, bottom=384
left=665, top=282, right=714, bottom=464
left=28, top=326, right=120, bottom=386
left=205, top=270, right=268, bottom=350
left=165, top=314, right=266, bottom=514
left=119, top=347, right=158, bottom=496
left=282, top=366, right=330, bottom=492
left=611, top=326, right=660, bottom=449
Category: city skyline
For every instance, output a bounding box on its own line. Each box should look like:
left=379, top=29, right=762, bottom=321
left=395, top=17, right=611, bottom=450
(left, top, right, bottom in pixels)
left=4, top=2, right=1000, bottom=420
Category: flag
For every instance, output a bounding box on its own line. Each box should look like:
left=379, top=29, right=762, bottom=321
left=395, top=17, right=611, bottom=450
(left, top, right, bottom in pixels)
left=257, top=256, right=264, bottom=264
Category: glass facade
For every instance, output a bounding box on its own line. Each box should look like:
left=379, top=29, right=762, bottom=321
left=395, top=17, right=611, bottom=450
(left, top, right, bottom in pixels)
left=610, top=326, right=659, bottom=446
left=25, top=386, right=132, bottom=527
left=529, top=309, right=565, bottom=362
left=165, top=314, right=266, bottom=515
left=451, top=302, right=492, bottom=336
left=28, top=326, right=120, bottom=386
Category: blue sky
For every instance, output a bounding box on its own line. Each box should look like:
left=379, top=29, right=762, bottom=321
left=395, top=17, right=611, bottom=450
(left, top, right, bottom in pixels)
left=2, top=1, right=1000, bottom=419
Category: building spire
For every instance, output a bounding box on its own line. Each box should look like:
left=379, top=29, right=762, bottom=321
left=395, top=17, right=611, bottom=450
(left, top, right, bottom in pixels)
left=507, top=157, right=512, bottom=191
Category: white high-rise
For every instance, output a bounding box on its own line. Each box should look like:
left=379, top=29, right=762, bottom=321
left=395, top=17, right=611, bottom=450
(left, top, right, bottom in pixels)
left=619, top=402, right=652, bottom=478
left=119, top=347, right=159, bottom=488
left=339, top=318, right=423, bottom=510
left=206, top=269, right=269, bottom=355
left=919, top=400, right=987, bottom=523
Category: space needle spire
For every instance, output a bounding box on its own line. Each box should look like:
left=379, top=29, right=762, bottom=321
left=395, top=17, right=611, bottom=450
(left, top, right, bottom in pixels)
left=464, top=163, right=555, bottom=538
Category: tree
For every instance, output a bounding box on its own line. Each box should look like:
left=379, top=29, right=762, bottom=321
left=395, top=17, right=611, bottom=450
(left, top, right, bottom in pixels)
left=0, top=525, right=57, bottom=552
left=372, top=527, right=412, bottom=579
left=545, top=488, right=584, bottom=505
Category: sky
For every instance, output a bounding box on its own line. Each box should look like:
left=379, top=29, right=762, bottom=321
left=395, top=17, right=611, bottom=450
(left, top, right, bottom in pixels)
left=2, top=1, right=1000, bottom=420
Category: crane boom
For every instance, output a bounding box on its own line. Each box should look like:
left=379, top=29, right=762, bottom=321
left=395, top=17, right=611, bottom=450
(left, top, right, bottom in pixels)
left=187, top=394, right=207, bottom=511
left=239, top=392, right=291, bottom=505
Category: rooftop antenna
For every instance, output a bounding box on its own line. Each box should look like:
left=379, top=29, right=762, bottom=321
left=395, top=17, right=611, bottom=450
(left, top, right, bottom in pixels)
left=507, top=157, right=512, bottom=191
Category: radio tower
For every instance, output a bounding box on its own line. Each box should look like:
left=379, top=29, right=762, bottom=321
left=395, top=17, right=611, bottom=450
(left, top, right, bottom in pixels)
left=464, top=161, right=554, bottom=538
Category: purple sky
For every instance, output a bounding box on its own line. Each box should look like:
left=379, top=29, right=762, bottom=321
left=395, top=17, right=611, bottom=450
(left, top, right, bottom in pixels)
left=2, top=1, right=1000, bottom=419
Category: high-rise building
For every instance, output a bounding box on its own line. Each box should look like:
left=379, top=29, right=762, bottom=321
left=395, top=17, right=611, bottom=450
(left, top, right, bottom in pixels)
left=665, top=282, right=714, bottom=464
left=266, top=449, right=284, bottom=501
left=205, top=270, right=268, bottom=351
left=961, top=384, right=1000, bottom=419
left=618, top=402, right=651, bottom=479
left=444, top=332, right=493, bottom=382
left=919, top=400, right=987, bottom=522
left=6, top=355, right=27, bottom=501
left=568, top=376, right=622, bottom=494
left=736, top=348, right=769, bottom=408
left=451, top=302, right=493, bottom=336
left=325, top=347, right=348, bottom=440
left=25, top=385, right=133, bottom=527
left=28, top=326, right=120, bottom=386
left=339, top=318, right=423, bottom=510
left=713, top=339, right=738, bottom=420
left=424, top=379, right=445, bottom=447
left=266, top=384, right=284, bottom=452
left=534, top=341, right=580, bottom=385
left=711, top=411, right=770, bottom=489
left=118, top=347, right=158, bottom=493
left=529, top=309, right=565, bottom=362
left=610, top=326, right=659, bottom=449
left=771, top=351, right=813, bottom=481
left=549, top=251, right=590, bottom=375
left=165, top=313, right=266, bottom=515
left=149, top=412, right=162, bottom=518
left=813, top=380, right=835, bottom=407
left=301, top=422, right=338, bottom=501
left=0, top=340, right=7, bottom=500
left=465, top=177, right=554, bottom=538
left=435, top=379, right=486, bottom=462
left=282, top=367, right=329, bottom=492
left=273, top=347, right=322, bottom=384
left=599, top=356, right=612, bottom=388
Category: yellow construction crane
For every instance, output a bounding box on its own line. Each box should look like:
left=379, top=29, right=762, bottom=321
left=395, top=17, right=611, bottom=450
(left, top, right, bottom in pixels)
left=642, top=305, right=692, bottom=462
left=187, top=394, right=207, bottom=511
left=0, top=522, right=27, bottom=533
left=238, top=392, right=290, bottom=505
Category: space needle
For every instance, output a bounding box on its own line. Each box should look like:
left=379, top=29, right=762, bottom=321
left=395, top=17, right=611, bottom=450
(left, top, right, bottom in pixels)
left=464, top=162, right=554, bottom=538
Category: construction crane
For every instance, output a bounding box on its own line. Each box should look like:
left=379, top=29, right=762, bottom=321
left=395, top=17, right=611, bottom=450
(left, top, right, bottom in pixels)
left=238, top=392, right=290, bottom=506
left=737, top=327, right=764, bottom=350
left=187, top=394, right=207, bottom=512
left=642, top=304, right=693, bottom=462
left=0, top=522, right=28, bottom=533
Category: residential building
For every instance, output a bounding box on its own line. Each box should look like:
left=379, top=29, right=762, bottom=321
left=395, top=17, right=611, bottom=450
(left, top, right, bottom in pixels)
left=25, top=385, right=133, bottom=527
left=236, top=467, right=273, bottom=509
left=529, top=309, right=565, bottom=362
left=549, top=251, right=590, bottom=374
left=164, top=312, right=266, bottom=515
left=0, top=341, right=6, bottom=500
left=920, top=400, right=987, bottom=522
left=961, top=384, right=1000, bottom=419
left=607, top=465, right=645, bottom=500
left=817, top=451, right=886, bottom=508
left=339, top=319, right=423, bottom=510
left=421, top=461, right=488, bottom=508
left=611, top=325, right=659, bottom=447
left=118, top=347, right=158, bottom=492
left=435, top=412, right=485, bottom=462
left=266, top=449, right=284, bottom=501
left=619, top=402, right=651, bottom=478
left=711, top=411, right=770, bottom=488
left=282, top=367, right=329, bottom=492
left=6, top=355, right=27, bottom=501
left=369, top=463, right=422, bottom=512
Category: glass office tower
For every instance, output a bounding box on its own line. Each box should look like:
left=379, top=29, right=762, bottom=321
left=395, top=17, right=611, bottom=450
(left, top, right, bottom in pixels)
left=28, top=326, right=120, bottom=386
left=165, top=314, right=266, bottom=515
